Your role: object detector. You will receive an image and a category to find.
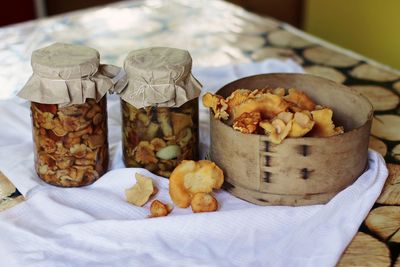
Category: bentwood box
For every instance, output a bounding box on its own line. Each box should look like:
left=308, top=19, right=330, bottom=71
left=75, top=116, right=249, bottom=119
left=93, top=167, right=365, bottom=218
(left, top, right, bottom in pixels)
left=209, top=73, right=373, bottom=206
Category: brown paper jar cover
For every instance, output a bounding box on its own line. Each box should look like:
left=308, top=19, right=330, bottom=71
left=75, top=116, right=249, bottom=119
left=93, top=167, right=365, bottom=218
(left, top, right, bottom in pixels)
left=116, top=47, right=202, bottom=109
left=118, top=47, right=201, bottom=177
left=18, top=43, right=121, bottom=187
left=18, top=42, right=125, bottom=107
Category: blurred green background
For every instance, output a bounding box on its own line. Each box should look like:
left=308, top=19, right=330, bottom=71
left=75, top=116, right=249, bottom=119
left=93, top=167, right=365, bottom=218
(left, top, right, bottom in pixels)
left=304, top=0, right=400, bottom=70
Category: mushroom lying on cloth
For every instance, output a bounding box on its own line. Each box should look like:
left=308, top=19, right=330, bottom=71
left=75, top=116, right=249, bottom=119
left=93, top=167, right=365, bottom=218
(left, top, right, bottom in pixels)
left=125, top=173, right=158, bottom=206
left=191, top=192, right=218, bottom=213
left=149, top=200, right=173, bottom=218
left=169, top=160, right=224, bottom=211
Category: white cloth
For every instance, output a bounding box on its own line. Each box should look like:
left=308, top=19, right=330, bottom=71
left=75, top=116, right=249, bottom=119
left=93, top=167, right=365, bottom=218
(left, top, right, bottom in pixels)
left=0, top=59, right=388, bottom=267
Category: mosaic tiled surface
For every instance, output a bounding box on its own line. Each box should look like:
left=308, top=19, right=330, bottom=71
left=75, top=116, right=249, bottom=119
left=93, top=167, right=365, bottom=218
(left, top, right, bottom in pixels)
left=0, top=0, right=399, bottom=265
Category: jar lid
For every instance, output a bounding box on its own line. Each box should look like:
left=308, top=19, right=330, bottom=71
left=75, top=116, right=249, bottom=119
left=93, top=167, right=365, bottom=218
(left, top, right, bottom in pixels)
left=117, top=47, right=202, bottom=109
left=18, top=43, right=124, bottom=107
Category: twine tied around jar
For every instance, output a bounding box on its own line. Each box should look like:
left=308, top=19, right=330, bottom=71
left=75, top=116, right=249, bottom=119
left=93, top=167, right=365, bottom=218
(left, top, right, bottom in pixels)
left=130, top=81, right=180, bottom=107
left=117, top=47, right=202, bottom=109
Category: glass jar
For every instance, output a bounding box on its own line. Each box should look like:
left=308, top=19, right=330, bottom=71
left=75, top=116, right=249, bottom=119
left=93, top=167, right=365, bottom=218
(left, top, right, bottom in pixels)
left=31, top=97, right=109, bottom=187
left=18, top=43, right=120, bottom=187
left=117, top=47, right=202, bottom=177
left=121, top=98, right=198, bottom=177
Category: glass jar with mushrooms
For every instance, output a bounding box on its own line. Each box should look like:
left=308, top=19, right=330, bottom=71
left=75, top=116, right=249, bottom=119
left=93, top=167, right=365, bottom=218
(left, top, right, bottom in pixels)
left=18, top=43, right=120, bottom=187
left=30, top=99, right=109, bottom=186
left=121, top=99, right=198, bottom=177
left=118, top=47, right=202, bottom=177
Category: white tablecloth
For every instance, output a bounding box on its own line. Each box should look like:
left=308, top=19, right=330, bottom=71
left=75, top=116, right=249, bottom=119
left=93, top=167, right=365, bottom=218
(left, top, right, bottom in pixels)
left=0, top=59, right=388, bottom=267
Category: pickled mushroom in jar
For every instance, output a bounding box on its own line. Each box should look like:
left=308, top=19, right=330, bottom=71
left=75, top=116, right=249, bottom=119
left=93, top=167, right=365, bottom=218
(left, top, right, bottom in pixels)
left=31, top=98, right=109, bottom=187
left=121, top=100, right=198, bottom=177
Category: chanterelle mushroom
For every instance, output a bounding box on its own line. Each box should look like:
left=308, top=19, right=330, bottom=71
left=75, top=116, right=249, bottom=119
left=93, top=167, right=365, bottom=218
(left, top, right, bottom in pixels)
left=202, top=92, right=229, bottom=120
left=169, top=160, right=224, bottom=208
left=149, top=200, right=173, bottom=218
left=260, top=118, right=293, bottom=144
left=284, top=88, right=316, bottom=111
left=231, top=93, right=289, bottom=122
left=310, top=108, right=344, bottom=137
left=191, top=192, right=218, bottom=213
left=125, top=173, right=158, bottom=206
left=289, top=111, right=315, bottom=137
left=232, top=111, right=261, bottom=134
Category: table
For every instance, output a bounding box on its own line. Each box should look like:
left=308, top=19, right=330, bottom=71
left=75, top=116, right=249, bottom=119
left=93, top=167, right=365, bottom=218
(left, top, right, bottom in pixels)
left=1, top=0, right=399, bottom=265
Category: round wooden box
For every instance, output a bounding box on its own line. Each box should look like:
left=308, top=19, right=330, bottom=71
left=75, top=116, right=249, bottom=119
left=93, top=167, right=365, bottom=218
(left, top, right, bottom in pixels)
left=210, top=73, right=373, bottom=206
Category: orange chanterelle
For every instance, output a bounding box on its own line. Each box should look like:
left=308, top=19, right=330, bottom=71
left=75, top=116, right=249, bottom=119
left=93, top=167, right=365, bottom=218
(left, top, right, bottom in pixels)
left=202, top=88, right=344, bottom=144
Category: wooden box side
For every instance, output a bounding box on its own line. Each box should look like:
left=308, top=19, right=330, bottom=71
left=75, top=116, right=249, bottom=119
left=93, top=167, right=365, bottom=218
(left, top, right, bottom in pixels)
left=210, top=73, right=373, bottom=206
left=258, top=119, right=371, bottom=195
left=210, top=112, right=261, bottom=191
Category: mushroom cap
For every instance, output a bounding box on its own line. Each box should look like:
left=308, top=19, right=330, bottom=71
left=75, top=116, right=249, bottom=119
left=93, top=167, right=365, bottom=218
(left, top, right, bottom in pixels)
left=191, top=193, right=218, bottom=213
left=169, top=160, right=224, bottom=208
